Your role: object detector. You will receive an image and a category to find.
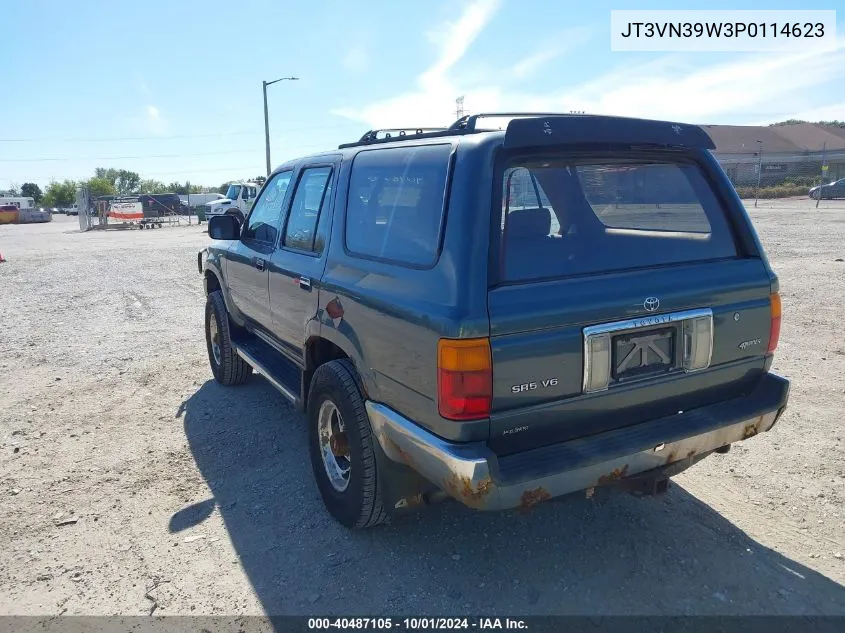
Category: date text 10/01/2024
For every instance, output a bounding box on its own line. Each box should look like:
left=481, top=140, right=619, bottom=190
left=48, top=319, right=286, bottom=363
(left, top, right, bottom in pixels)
left=307, top=618, right=529, bottom=630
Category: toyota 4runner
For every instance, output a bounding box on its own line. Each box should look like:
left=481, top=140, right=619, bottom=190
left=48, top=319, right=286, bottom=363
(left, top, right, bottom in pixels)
left=197, top=113, right=789, bottom=529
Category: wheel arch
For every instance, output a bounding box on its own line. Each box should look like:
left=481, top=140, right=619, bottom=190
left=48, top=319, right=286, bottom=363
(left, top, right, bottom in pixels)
left=303, top=328, right=379, bottom=406
left=204, top=269, right=222, bottom=295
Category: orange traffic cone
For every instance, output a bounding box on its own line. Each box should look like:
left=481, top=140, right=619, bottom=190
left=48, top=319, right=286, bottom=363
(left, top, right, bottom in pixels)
left=0, top=252, right=6, bottom=263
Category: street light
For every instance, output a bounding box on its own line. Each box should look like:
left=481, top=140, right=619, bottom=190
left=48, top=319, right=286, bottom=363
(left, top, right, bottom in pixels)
left=754, top=139, right=763, bottom=208
left=263, top=76, right=299, bottom=176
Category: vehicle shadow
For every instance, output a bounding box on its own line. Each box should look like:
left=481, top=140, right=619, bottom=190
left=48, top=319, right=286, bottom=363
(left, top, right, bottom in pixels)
left=174, top=379, right=845, bottom=617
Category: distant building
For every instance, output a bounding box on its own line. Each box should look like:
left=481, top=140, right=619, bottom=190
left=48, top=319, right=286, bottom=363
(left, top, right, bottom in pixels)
left=703, top=123, right=845, bottom=186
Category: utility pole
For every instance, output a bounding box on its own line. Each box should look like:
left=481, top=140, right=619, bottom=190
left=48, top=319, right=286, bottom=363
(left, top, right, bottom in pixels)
left=754, top=139, right=763, bottom=208
left=817, top=141, right=827, bottom=209
left=263, top=76, right=299, bottom=176
left=455, top=96, right=465, bottom=120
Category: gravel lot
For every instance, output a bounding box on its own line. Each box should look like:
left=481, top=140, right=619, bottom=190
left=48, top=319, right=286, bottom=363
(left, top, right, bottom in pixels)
left=1, top=207, right=844, bottom=617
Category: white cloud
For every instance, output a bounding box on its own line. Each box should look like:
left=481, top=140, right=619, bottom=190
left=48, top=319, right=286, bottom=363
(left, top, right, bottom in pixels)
left=510, top=27, right=593, bottom=79
left=335, top=9, right=845, bottom=128
left=127, top=104, right=167, bottom=135
left=420, top=0, right=501, bottom=90
left=560, top=44, right=845, bottom=123
left=333, top=0, right=501, bottom=127
left=144, top=105, right=166, bottom=134
left=763, top=101, right=845, bottom=125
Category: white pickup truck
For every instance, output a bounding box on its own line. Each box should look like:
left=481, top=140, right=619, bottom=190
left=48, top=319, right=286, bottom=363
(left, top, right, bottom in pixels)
left=203, top=182, right=260, bottom=219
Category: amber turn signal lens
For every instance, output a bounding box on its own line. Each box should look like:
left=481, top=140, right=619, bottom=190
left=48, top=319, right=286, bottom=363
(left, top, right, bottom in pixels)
left=437, top=338, right=492, bottom=420
left=768, top=292, right=781, bottom=354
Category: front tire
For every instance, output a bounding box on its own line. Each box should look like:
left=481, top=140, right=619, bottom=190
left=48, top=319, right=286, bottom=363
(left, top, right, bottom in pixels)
left=307, top=360, right=387, bottom=529
left=205, top=290, right=251, bottom=385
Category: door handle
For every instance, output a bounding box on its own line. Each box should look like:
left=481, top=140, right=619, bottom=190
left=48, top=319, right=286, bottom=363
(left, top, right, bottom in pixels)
left=298, top=277, right=311, bottom=290
left=253, top=257, right=265, bottom=271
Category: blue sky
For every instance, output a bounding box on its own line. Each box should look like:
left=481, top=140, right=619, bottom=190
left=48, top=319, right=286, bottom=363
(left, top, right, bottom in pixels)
left=1, top=0, right=843, bottom=190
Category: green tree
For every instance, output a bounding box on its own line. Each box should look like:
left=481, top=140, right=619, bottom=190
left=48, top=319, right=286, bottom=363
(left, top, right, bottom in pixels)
left=116, top=170, right=140, bottom=195
left=138, top=179, right=168, bottom=194
left=162, top=181, right=205, bottom=195
left=20, top=183, right=43, bottom=202
left=0, top=185, right=20, bottom=196
left=770, top=119, right=845, bottom=128
left=42, top=180, right=77, bottom=208
left=94, top=168, right=140, bottom=195
left=95, top=167, right=119, bottom=183
left=85, top=177, right=116, bottom=199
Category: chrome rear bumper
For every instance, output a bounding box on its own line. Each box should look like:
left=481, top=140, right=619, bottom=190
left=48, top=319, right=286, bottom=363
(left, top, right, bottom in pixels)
left=366, top=374, right=789, bottom=511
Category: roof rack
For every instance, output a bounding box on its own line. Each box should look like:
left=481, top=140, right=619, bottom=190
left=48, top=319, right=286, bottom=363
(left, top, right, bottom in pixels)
left=338, top=127, right=451, bottom=149
left=448, top=112, right=576, bottom=132
left=337, top=113, right=588, bottom=149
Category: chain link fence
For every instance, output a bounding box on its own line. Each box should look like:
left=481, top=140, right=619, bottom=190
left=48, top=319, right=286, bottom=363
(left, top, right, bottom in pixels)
left=717, top=152, right=845, bottom=211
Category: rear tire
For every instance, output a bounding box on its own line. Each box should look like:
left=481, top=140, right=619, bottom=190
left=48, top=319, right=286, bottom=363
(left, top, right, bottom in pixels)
left=205, top=290, right=251, bottom=385
left=307, top=359, right=387, bottom=529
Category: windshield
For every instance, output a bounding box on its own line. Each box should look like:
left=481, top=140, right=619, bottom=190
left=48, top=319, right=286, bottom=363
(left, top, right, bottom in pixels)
left=225, top=185, right=242, bottom=200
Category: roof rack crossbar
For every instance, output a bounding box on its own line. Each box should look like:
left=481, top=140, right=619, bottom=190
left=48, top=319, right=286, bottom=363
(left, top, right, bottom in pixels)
left=339, top=127, right=463, bottom=149
left=448, top=112, right=579, bottom=132
left=357, top=127, right=448, bottom=142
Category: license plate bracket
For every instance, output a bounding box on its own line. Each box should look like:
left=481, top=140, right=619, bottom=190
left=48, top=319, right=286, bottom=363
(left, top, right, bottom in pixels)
left=612, top=326, right=676, bottom=381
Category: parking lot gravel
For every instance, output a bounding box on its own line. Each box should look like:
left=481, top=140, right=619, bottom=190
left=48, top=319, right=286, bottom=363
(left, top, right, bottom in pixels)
left=1, top=208, right=844, bottom=616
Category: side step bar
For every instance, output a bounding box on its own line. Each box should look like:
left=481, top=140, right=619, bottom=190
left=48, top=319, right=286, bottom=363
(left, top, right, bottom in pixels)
left=234, top=339, right=303, bottom=408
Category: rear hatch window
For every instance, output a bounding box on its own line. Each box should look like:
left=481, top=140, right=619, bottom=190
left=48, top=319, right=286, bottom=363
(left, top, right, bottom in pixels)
left=497, top=154, right=738, bottom=282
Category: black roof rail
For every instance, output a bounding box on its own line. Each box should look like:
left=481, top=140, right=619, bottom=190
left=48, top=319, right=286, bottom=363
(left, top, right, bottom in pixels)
left=448, top=112, right=577, bottom=132
left=338, top=127, right=452, bottom=149
left=338, top=113, right=588, bottom=149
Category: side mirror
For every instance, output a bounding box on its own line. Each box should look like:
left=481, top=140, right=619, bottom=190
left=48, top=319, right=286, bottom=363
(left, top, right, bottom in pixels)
left=208, top=214, right=240, bottom=240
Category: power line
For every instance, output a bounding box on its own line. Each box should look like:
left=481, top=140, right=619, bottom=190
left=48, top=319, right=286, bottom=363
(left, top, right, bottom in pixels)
left=0, top=122, right=362, bottom=143
left=0, top=165, right=267, bottom=186
left=1, top=149, right=256, bottom=163
left=0, top=131, right=259, bottom=143
left=0, top=142, right=333, bottom=163
left=141, top=166, right=265, bottom=177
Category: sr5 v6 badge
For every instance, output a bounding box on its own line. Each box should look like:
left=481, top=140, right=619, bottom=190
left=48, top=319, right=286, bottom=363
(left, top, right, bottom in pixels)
left=511, top=378, right=558, bottom=393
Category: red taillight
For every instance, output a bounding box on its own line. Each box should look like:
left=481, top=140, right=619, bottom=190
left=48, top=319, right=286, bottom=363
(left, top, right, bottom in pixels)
left=437, top=338, right=492, bottom=420
left=768, top=292, right=782, bottom=354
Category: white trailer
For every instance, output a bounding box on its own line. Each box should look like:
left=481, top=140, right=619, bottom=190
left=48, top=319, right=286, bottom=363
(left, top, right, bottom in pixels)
left=180, top=193, right=225, bottom=208
left=0, top=196, right=36, bottom=210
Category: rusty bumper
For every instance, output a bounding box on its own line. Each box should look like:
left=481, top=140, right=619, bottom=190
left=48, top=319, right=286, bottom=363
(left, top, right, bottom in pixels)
left=365, top=374, right=789, bottom=511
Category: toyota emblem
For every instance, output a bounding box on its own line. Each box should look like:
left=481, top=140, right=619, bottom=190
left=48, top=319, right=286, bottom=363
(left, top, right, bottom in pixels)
left=643, top=297, right=660, bottom=312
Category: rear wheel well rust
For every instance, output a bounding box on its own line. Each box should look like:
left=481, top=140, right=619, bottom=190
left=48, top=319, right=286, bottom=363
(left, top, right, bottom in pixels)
left=304, top=338, right=354, bottom=406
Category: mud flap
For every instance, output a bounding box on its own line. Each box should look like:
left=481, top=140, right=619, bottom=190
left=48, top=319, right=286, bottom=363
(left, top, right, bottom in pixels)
left=370, top=434, right=440, bottom=515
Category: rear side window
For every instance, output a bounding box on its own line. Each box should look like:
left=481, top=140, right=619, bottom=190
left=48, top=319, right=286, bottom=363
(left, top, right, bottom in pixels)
left=346, top=144, right=451, bottom=267
left=499, top=156, right=737, bottom=282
